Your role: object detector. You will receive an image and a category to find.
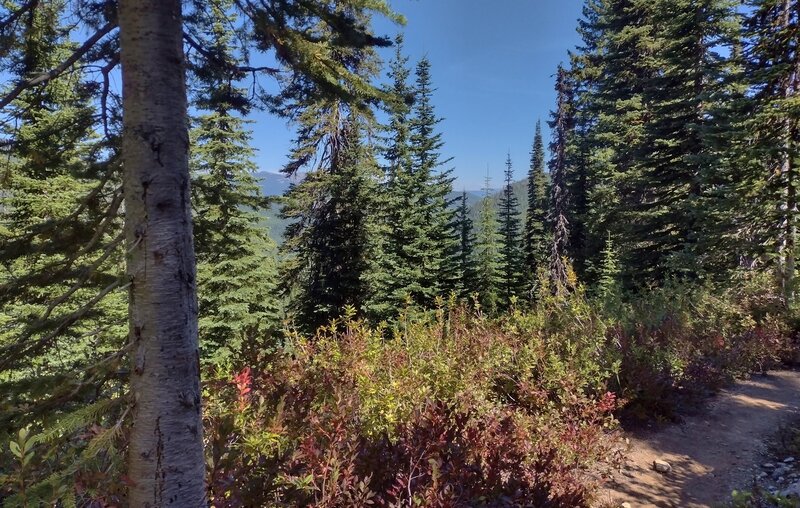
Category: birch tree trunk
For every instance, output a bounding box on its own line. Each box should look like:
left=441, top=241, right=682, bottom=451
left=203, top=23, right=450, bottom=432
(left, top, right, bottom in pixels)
left=119, top=0, right=205, bottom=504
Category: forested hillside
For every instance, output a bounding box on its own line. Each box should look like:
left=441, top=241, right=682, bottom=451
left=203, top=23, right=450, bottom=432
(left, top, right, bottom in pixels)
left=1, top=0, right=799, bottom=506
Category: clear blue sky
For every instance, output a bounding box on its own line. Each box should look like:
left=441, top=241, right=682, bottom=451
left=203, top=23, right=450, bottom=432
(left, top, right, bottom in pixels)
left=250, top=0, right=585, bottom=190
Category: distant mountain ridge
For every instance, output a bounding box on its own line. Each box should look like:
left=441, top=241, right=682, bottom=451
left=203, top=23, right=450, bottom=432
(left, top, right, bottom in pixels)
left=253, top=171, right=532, bottom=245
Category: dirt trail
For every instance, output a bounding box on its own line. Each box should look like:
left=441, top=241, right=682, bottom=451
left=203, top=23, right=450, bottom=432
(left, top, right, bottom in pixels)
left=602, top=370, right=800, bottom=507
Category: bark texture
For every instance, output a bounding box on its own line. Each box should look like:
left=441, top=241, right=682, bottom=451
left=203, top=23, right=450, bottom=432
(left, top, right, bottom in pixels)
left=119, top=0, right=205, bottom=504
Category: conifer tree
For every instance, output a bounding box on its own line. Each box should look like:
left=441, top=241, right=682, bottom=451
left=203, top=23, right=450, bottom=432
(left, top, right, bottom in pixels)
left=0, top=0, right=126, bottom=433
left=363, top=37, right=419, bottom=321
left=596, top=232, right=621, bottom=300
left=525, top=120, right=550, bottom=296
left=409, top=57, right=458, bottom=303
left=742, top=0, right=800, bottom=300
left=498, top=153, right=524, bottom=307
left=188, top=0, right=281, bottom=363
left=548, top=65, right=574, bottom=295
left=366, top=52, right=457, bottom=318
left=475, top=174, right=502, bottom=312
left=456, top=191, right=479, bottom=298
left=283, top=114, right=379, bottom=332
left=569, top=0, right=656, bottom=286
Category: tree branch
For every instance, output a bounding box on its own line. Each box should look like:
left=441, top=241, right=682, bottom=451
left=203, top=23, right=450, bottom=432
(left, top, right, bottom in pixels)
left=0, top=21, right=116, bottom=110
left=182, top=30, right=281, bottom=75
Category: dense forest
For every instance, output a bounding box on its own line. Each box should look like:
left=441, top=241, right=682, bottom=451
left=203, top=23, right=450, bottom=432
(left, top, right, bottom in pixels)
left=1, top=0, right=799, bottom=506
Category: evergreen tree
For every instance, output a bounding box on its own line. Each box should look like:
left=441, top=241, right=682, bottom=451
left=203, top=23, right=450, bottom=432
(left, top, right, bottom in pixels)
left=548, top=65, right=575, bottom=295
left=283, top=114, right=379, bottom=332
left=524, top=120, right=550, bottom=296
left=742, top=0, right=800, bottom=300
left=596, top=231, right=621, bottom=300
left=570, top=0, right=656, bottom=286
left=409, top=57, right=458, bottom=302
left=628, top=0, right=740, bottom=280
left=364, top=35, right=421, bottom=321
left=366, top=52, right=457, bottom=318
left=188, top=0, right=281, bottom=364
left=475, top=174, right=502, bottom=312
left=0, top=0, right=126, bottom=432
left=456, top=191, right=479, bottom=297
left=498, top=153, right=524, bottom=307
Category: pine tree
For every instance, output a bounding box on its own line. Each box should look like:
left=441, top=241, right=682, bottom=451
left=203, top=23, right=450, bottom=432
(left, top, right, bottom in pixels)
left=409, top=57, right=458, bottom=303
left=498, top=153, right=524, bottom=307
left=188, top=0, right=281, bottom=364
left=524, top=120, right=549, bottom=296
left=475, top=174, right=502, bottom=312
left=548, top=65, right=575, bottom=295
left=625, top=0, right=740, bottom=280
left=0, top=0, right=126, bottom=433
left=456, top=191, right=479, bottom=298
left=742, top=0, right=800, bottom=300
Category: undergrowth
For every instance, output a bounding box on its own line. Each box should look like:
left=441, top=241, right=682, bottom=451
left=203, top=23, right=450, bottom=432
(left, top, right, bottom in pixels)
left=1, top=274, right=796, bottom=506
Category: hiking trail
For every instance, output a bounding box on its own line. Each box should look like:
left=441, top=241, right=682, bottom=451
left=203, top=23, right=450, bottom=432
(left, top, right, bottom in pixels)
left=601, top=370, right=800, bottom=507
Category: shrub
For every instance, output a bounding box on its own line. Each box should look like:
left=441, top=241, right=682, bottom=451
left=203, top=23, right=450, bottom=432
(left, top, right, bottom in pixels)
left=203, top=305, right=624, bottom=507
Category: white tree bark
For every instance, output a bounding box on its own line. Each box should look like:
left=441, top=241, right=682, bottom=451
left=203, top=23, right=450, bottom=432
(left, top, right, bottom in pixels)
left=119, top=0, right=205, bottom=504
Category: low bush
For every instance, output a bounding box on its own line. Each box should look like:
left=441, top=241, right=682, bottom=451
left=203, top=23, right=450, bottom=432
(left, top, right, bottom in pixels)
left=204, top=304, right=624, bottom=507
left=3, top=277, right=793, bottom=506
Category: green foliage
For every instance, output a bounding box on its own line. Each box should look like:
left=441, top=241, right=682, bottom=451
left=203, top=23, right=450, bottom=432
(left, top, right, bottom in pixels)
left=475, top=181, right=503, bottom=313
left=728, top=486, right=800, bottom=508
left=204, top=302, right=624, bottom=506
left=188, top=1, right=282, bottom=364
left=498, top=153, right=525, bottom=308
left=282, top=114, right=380, bottom=332
left=366, top=51, right=458, bottom=320
left=455, top=191, right=479, bottom=298
left=525, top=120, right=550, bottom=296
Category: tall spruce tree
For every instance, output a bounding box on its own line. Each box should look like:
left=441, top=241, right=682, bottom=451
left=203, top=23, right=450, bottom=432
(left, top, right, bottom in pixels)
left=569, top=0, right=657, bottom=287
left=627, top=0, right=740, bottom=280
left=475, top=174, right=502, bottom=312
left=409, top=57, right=458, bottom=303
left=742, top=0, right=800, bottom=300
left=525, top=120, right=550, bottom=295
left=498, top=153, right=524, bottom=307
left=548, top=65, right=575, bottom=295
left=0, top=0, right=127, bottom=451
left=456, top=191, right=479, bottom=298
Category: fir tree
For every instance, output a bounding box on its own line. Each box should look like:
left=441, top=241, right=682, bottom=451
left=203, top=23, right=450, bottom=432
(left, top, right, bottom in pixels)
left=409, top=57, right=458, bottom=303
left=498, top=153, right=524, bottom=307
left=524, top=120, right=550, bottom=296
left=363, top=35, right=423, bottom=320
left=282, top=112, right=380, bottom=332
left=0, top=1, right=126, bottom=430
left=596, top=231, right=621, bottom=300
left=456, top=191, right=479, bottom=298
left=548, top=65, right=575, bottom=295
left=742, top=0, right=800, bottom=300
left=475, top=174, right=503, bottom=312
left=366, top=53, right=457, bottom=318
left=188, top=0, right=281, bottom=364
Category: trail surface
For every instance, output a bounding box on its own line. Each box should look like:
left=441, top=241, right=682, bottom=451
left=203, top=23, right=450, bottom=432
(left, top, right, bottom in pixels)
left=603, top=370, right=800, bottom=507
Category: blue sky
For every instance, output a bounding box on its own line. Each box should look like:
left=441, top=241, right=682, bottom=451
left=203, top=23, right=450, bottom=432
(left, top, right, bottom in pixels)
left=250, top=0, right=585, bottom=190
